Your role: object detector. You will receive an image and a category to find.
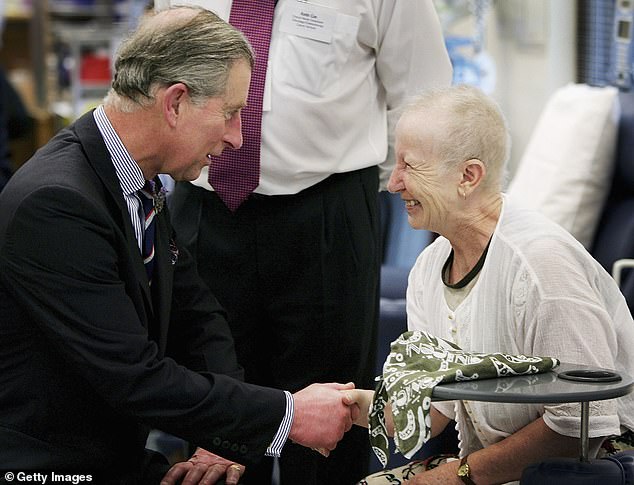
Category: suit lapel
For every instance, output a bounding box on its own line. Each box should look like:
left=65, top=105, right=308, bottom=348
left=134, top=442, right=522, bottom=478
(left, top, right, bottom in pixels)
left=73, top=112, right=154, bottom=320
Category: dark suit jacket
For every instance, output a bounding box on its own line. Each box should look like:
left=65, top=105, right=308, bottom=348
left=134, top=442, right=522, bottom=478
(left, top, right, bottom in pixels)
left=0, top=111, right=286, bottom=480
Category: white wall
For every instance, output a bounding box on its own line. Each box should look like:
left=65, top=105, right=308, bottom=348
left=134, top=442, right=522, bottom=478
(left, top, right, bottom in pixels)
left=479, top=0, right=577, bottom=177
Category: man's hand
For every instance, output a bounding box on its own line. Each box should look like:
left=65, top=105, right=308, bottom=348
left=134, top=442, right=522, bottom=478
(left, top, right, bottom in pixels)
left=289, top=382, right=357, bottom=455
left=160, top=448, right=245, bottom=485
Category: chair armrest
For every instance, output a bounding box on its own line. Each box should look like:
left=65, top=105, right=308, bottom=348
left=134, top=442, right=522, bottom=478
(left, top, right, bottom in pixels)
left=612, top=258, right=634, bottom=287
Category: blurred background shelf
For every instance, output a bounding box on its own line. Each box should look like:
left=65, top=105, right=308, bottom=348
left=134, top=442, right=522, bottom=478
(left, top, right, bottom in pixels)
left=1, top=0, right=149, bottom=169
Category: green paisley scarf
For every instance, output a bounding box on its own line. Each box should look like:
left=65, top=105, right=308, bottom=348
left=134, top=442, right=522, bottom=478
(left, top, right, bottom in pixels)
left=369, top=331, right=559, bottom=467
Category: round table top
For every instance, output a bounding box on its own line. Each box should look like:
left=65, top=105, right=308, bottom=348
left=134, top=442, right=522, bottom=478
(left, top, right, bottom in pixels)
left=432, top=362, right=634, bottom=404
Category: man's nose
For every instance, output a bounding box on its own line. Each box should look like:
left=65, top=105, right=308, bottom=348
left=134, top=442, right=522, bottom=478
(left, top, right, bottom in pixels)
left=224, top=114, right=243, bottom=150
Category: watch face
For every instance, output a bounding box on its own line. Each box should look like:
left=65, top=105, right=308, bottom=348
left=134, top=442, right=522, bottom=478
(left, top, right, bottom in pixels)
left=458, top=464, right=469, bottom=477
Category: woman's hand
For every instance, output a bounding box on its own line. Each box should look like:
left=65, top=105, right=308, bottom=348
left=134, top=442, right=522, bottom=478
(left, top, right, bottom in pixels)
left=160, top=447, right=245, bottom=485
left=403, top=459, right=462, bottom=484
left=343, top=388, right=398, bottom=436
left=342, top=389, right=375, bottom=428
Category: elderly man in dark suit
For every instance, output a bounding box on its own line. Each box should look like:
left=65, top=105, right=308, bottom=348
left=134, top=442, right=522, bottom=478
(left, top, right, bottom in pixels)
left=0, top=7, right=357, bottom=484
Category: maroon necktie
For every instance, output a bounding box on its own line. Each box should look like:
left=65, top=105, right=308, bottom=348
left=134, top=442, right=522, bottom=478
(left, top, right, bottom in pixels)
left=209, top=0, right=275, bottom=212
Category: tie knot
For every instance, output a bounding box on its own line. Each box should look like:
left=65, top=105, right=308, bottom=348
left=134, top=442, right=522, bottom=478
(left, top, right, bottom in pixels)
left=138, top=181, right=156, bottom=218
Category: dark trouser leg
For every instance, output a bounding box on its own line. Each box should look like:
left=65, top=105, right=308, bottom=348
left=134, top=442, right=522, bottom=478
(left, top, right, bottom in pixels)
left=169, top=167, right=380, bottom=485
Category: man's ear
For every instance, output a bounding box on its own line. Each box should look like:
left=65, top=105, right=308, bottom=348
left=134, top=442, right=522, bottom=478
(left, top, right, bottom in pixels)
left=162, top=83, right=188, bottom=128
left=460, top=158, right=486, bottom=196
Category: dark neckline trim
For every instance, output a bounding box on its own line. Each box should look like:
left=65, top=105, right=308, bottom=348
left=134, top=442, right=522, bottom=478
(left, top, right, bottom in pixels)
left=442, top=237, right=493, bottom=289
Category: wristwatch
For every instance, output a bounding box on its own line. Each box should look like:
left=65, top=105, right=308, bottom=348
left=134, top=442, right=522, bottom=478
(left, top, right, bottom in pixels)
left=457, top=455, right=476, bottom=484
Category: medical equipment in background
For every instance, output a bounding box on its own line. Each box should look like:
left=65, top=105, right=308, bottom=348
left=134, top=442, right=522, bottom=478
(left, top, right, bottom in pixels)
left=611, top=0, right=634, bottom=89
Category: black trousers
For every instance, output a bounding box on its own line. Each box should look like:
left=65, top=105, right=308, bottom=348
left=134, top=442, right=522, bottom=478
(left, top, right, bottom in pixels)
left=169, top=166, right=381, bottom=485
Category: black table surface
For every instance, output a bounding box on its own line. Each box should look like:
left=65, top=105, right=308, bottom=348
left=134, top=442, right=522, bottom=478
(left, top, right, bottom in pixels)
left=432, top=362, right=634, bottom=404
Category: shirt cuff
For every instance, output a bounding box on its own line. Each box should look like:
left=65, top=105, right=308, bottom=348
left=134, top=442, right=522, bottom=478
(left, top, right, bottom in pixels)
left=265, top=390, right=294, bottom=457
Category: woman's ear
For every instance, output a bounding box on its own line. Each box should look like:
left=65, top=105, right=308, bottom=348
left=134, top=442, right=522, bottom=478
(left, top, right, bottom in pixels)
left=460, top=158, right=486, bottom=197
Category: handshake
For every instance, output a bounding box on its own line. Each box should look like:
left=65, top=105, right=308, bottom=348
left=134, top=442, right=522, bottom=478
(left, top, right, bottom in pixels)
left=161, top=383, right=377, bottom=485
left=288, top=382, right=374, bottom=456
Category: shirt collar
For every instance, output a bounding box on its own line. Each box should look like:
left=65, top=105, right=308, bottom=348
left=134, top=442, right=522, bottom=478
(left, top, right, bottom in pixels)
left=93, top=105, right=145, bottom=196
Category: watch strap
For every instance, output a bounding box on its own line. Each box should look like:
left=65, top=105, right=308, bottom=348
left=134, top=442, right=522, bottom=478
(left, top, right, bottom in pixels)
left=457, top=455, right=477, bottom=485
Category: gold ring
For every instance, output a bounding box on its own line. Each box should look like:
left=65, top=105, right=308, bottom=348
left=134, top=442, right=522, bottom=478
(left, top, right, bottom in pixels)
left=229, top=464, right=242, bottom=473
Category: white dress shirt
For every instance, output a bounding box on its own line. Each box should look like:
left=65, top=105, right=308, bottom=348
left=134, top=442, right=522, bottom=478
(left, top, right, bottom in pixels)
left=406, top=198, right=634, bottom=483
left=167, top=0, right=452, bottom=193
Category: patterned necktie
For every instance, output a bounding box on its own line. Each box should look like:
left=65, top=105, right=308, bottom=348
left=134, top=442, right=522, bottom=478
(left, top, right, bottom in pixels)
left=209, top=0, right=275, bottom=212
left=138, top=180, right=156, bottom=283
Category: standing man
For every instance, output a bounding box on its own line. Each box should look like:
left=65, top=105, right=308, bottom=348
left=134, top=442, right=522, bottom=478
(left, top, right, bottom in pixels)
left=165, top=1, right=453, bottom=483
left=0, top=7, right=357, bottom=484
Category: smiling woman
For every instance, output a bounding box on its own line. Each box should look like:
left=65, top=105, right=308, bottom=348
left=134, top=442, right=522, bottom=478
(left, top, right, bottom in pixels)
left=349, top=84, right=634, bottom=485
left=387, top=85, right=506, bottom=268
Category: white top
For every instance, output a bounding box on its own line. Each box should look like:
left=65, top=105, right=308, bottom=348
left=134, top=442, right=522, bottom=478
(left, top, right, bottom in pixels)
left=173, top=0, right=452, bottom=193
left=407, top=198, right=634, bottom=463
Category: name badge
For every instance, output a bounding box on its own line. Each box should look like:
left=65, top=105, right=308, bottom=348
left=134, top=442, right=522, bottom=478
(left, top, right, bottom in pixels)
left=279, top=1, right=337, bottom=44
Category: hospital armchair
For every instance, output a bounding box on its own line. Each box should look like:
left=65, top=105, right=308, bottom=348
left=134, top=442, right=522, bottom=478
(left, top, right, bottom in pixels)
left=590, top=89, right=634, bottom=311
left=508, top=84, right=634, bottom=313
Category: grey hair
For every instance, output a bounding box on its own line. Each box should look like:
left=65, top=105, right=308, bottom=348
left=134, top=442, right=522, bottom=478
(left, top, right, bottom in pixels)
left=404, top=84, right=511, bottom=192
left=104, top=6, right=253, bottom=111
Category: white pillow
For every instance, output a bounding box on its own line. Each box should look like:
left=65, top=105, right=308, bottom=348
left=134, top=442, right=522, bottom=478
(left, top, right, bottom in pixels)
left=507, top=83, right=619, bottom=249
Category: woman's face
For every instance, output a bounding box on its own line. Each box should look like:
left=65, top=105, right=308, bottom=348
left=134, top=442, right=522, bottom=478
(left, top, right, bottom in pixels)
left=387, top=118, right=459, bottom=232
